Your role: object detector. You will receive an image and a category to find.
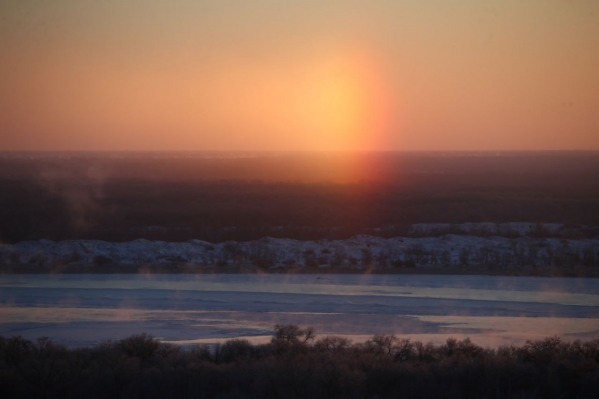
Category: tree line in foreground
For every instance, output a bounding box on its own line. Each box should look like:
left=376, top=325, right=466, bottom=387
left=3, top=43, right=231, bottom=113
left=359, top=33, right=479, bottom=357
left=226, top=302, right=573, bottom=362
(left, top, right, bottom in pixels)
left=1, top=325, right=598, bottom=399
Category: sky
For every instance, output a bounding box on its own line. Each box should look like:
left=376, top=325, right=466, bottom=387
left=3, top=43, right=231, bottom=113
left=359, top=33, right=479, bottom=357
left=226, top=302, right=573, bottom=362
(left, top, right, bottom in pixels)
left=1, top=0, right=598, bottom=151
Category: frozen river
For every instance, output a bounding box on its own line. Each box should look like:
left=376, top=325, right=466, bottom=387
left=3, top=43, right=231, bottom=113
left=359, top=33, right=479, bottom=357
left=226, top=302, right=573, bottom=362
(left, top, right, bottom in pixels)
left=1, top=274, right=598, bottom=347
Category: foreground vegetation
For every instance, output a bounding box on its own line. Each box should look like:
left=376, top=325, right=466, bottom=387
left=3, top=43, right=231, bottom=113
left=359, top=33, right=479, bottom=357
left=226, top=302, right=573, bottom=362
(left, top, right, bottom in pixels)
left=1, top=326, right=598, bottom=398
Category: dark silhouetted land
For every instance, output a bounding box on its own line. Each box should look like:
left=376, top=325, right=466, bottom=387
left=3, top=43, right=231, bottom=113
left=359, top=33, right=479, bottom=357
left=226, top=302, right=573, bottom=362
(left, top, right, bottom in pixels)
left=1, top=151, right=598, bottom=244
left=1, top=328, right=598, bottom=399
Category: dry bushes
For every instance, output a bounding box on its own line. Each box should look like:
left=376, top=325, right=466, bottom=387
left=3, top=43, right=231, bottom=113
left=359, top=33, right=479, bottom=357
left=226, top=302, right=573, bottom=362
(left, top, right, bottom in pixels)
left=1, top=328, right=598, bottom=398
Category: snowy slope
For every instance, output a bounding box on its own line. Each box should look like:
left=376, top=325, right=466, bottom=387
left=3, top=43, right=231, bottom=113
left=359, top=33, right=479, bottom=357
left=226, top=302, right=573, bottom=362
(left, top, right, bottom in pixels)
left=2, top=234, right=598, bottom=269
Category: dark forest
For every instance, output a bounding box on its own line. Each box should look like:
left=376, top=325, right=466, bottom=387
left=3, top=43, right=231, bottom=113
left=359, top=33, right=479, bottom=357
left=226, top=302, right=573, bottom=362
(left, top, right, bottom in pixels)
left=1, top=326, right=598, bottom=399
left=1, top=152, right=598, bottom=243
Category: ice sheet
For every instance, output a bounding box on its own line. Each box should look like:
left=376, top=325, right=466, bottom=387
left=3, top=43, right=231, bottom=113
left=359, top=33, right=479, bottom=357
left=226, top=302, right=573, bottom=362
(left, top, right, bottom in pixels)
left=1, top=274, right=597, bottom=347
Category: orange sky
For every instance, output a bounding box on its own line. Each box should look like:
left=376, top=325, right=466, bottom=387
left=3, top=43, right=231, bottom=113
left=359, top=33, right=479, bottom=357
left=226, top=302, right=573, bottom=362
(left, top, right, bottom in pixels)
left=1, top=1, right=598, bottom=151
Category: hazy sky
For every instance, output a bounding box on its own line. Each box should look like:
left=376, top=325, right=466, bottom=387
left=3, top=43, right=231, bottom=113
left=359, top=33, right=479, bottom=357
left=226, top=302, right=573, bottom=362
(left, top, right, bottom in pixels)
left=1, top=0, right=598, bottom=151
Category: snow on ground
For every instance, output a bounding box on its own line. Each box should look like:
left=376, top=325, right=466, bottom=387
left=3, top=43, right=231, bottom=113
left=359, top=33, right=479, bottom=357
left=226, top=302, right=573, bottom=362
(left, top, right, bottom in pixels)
left=2, top=233, right=598, bottom=269
left=409, top=222, right=566, bottom=235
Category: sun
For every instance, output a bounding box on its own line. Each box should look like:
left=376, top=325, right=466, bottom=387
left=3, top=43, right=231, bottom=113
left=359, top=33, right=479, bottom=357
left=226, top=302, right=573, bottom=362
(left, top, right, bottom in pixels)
left=297, top=50, right=390, bottom=151
left=311, top=65, right=364, bottom=144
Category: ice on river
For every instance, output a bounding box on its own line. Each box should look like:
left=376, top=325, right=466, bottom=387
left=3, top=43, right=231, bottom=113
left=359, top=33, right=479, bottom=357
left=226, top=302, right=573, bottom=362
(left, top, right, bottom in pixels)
left=0, top=274, right=598, bottom=347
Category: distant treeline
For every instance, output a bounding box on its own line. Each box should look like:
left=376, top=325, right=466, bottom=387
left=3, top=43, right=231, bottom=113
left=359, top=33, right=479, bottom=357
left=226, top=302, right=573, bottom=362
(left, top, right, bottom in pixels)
left=1, top=326, right=598, bottom=399
left=1, top=152, right=598, bottom=243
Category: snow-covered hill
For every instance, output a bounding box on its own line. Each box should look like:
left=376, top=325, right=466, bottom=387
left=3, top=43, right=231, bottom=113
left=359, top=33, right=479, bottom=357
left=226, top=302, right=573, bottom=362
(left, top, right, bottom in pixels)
left=1, top=233, right=598, bottom=270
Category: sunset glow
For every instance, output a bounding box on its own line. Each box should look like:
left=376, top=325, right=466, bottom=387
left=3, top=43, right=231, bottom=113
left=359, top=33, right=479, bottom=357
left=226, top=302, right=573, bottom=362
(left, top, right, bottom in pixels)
left=0, top=1, right=597, bottom=151
left=295, top=49, right=392, bottom=151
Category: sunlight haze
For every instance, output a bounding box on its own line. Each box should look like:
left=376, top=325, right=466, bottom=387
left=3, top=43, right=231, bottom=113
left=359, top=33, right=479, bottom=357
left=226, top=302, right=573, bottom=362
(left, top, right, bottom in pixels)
left=1, top=0, right=598, bottom=151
